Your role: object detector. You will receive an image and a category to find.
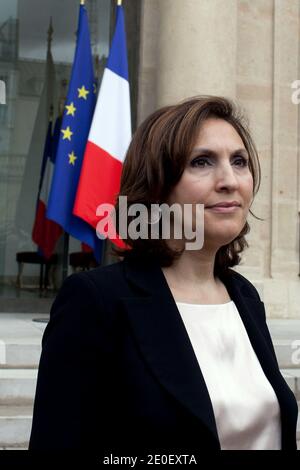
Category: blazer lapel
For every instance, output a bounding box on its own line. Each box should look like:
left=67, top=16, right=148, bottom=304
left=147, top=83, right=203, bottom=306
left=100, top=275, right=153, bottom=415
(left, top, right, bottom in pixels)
left=121, top=259, right=220, bottom=445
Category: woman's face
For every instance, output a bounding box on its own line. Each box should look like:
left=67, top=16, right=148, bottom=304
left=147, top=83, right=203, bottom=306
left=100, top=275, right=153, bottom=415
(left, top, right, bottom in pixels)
left=166, top=117, right=254, bottom=250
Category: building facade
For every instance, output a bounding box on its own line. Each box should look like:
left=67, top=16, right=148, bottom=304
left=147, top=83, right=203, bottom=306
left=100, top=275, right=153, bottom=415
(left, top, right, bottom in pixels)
left=0, top=0, right=299, bottom=319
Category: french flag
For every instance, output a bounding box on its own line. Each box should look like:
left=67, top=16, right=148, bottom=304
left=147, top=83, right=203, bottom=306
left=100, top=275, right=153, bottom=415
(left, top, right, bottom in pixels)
left=32, top=122, right=62, bottom=259
left=73, top=4, right=131, bottom=242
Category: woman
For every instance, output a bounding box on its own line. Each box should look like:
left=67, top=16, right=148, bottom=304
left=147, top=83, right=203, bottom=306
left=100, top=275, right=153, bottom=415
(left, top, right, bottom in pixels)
left=29, top=96, right=298, bottom=452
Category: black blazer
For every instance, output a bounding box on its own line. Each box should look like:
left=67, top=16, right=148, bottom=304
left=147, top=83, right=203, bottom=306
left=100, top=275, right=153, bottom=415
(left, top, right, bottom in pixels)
left=29, top=257, right=298, bottom=451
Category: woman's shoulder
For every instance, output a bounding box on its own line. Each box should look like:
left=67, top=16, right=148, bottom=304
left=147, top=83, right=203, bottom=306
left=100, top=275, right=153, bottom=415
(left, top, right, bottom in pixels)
left=48, top=261, right=127, bottom=333
left=64, top=260, right=125, bottom=290
left=58, top=260, right=132, bottom=309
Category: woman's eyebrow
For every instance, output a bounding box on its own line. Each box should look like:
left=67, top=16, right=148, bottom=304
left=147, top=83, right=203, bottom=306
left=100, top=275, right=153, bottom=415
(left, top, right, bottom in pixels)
left=190, top=147, right=217, bottom=157
left=231, top=148, right=249, bottom=157
left=191, top=147, right=249, bottom=157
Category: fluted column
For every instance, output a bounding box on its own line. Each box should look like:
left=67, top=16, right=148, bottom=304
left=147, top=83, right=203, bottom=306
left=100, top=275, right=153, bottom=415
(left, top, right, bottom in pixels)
left=138, top=0, right=237, bottom=122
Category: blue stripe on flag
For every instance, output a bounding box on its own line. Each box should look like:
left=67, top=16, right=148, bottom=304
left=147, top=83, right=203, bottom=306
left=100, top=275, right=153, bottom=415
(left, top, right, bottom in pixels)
left=106, top=6, right=129, bottom=81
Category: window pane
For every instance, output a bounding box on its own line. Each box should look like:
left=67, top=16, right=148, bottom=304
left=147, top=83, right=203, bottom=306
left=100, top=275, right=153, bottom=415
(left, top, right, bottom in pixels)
left=0, top=0, right=110, bottom=296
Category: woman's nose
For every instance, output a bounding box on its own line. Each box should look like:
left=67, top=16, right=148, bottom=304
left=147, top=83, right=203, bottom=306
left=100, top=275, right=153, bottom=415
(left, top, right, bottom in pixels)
left=215, top=162, right=239, bottom=191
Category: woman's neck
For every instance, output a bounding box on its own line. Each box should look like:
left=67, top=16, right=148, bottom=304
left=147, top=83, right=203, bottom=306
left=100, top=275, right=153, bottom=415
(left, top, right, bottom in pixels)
left=161, top=248, right=231, bottom=304
left=162, top=249, right=218, bottom=287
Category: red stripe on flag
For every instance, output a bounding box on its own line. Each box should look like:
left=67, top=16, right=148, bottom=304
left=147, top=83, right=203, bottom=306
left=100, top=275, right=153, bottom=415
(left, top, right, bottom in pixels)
left=81, top=242, right=92, bottom=252
left=32, top=200, right=62, bottom=259
left=74, top=141, right=123, bottom=229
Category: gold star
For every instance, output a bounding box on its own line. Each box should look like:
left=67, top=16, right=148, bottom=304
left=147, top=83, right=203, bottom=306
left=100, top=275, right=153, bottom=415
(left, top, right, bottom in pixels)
left=65, top=102, right=76, bottom=116
left=61, top=126, right=73, bottom=141
left=78, top=85, right=89, bottom=100
left=68, top=151, right=77, bottom=166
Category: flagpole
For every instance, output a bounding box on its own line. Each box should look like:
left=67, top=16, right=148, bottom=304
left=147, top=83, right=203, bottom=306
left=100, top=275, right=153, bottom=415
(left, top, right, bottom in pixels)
left=61, top=4, right=72, bottom=282
left=47, top=17, right=53, bottom=51
left=48, top=16, right=70, bottom=283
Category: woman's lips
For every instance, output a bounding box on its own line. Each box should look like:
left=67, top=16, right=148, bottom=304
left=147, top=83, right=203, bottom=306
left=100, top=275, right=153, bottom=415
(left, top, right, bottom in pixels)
left=206, top=205, right=241, bottom=213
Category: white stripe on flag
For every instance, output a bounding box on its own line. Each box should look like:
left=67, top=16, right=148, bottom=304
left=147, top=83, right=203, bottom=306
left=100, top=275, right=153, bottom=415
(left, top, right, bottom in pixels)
left=40, top=159, right=55, bottom=205
left=88, top=68, right=131, bottom=163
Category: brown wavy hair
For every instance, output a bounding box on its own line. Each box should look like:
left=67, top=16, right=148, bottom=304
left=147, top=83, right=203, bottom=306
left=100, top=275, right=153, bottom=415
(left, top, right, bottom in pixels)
left=113, top=96, right=261, bottom=276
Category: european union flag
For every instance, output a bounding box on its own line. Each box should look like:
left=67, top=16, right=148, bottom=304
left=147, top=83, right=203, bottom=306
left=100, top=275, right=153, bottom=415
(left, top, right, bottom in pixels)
left=47, top=4, right=103, bottom=262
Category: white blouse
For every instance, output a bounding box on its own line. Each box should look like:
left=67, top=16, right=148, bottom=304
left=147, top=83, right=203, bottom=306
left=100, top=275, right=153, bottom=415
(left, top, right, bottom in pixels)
left=176, top=300, right=281, bottom=450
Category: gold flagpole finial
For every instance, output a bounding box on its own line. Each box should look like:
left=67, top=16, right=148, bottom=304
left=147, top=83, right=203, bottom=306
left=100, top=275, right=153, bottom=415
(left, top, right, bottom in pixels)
left=117, top=0, right=122, bottom=5
left=80, top=0, right=85, bottom=5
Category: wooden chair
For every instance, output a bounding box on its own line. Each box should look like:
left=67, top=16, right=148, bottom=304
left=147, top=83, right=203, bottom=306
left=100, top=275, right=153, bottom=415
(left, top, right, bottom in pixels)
left=69, top=251, right=98, bottom=273
left=16, top=252, right=58, bottom=290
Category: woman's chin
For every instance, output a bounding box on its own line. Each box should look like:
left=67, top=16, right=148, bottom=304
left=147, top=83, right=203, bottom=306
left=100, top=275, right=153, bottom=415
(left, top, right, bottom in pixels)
left=204, top=228, right=243, bottom=248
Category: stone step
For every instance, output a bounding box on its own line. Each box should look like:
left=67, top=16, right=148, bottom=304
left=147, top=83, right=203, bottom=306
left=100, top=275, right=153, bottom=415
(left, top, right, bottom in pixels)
left=0, top=404, right=298, bottom=450
left=0, top=315, right=298, bottom=451
left=0, top=341, right=42, bottom=369
left=0, top=316, right=298, bottom=368
left=0, top=369, right=37, bottom=405
left=0, top=373, right=298, bottom=449
left=0, top=313, right=47, bottom=368
left=0, top=405, right=32, bottom=448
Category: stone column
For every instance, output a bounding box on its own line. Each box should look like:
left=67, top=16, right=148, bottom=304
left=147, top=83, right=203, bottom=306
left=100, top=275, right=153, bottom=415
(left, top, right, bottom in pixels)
left=271, top=0, right=300, bottom=280
left=138, top=0, right=237, bottom=122
left=234, top=0, right=274, bottom=281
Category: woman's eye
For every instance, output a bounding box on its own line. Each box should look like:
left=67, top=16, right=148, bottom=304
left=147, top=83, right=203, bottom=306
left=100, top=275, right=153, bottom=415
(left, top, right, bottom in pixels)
left=191, top=157, right=211, bottom=168
left=233, top=157, right=249, bottom=167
